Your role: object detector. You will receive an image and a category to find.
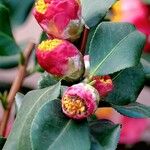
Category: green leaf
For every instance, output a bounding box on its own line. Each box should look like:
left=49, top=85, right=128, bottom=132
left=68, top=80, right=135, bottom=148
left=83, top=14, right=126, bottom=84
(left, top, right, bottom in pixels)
left=141, top=58, right=150, bottom=81
left=31, top=99, right=91, bottom=150
left=2, top=0, right=34, bottom=25
left=90, top=120, right=120, bottom=150
left=81, top=0, right=116, bottom=27
left=3, top=82, right=61, bottom=150
left=0, top=4, right=13, bottom=36
left=0, top=136, right=6, bottom=149
left=105, top=64, right=145, bottom=105
left=91, top=136, right=103, bottom=150
left=89, top=22, right=146, bottom=76
left=113, top=102, right=150, bottom=118
left=38, top=72, right=58, bottom=89
left=15, top=92, right=24, bottom=113
left=0, top=54, right=19, bottom=68
left=143, top=0, right=150, bottom=4
left=0, top=4, right=21, bottom=68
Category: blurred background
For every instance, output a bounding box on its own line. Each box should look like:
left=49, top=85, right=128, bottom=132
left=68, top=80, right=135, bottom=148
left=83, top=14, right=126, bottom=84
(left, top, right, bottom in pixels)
left=0, top=0, right=150, bottom=149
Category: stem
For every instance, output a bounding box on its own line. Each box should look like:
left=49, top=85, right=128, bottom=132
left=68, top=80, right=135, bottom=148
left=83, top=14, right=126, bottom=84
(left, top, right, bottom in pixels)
left=0, top=42, right=35, bottom=137
left=80, top=26, right=89, bottom=55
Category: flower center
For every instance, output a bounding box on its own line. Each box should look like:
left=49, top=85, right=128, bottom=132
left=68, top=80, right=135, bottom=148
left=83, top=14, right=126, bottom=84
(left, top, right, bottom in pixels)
left=99, top=76, right=112, bottom=84
left=38, top=39, right=63, bottom=51
left=62, top=95, right=87, bottom=115
left=35, top=0, right=48, bottom=14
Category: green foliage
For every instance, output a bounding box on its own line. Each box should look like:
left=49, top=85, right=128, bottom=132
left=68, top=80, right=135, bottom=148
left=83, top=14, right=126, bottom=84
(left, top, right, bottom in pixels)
left=31, top=99, right=90, bottom=150
left=15, top=92, right=24, bottom=113
left=90, top=120, right=120, bottom=150
left=143, top=0, right=150, bottom=4
left=0, top=4, right=20, bottom=68
left=38, top=72, right=58, bottom=89
left=105, top=64, right=145, bottom=105
left=3, top=82, right=61, bottom=150
left=113, top=102, right=150, bottom=118
left=0, top=136, right=6, bottom=149
left=89, top=22, right=146, bottom=76
left=81, top=0, right=116, bottom=27
left=1, top=0, right=34, bottom=25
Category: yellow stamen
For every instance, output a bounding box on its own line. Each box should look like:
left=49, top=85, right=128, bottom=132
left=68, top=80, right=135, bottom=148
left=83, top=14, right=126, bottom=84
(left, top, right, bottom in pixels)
left=111, top=1, right=123, bottom=22
left=35, top=0, right=48, bottom=14
left=62, top=96, right=87, bottom=115
left=38, top=39, right=63, bottom=51
left=99, top=77, right=112, bottom=84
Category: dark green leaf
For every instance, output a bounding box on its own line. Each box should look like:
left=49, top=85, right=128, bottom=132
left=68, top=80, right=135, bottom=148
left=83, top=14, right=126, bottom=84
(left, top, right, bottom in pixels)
left=3, top=82, right=61, bottom=150
left=85, top=26, right=97, bottom=54
left=81, top=0, right=116, bottom=27
left=38, top=72, right=59, bottom=89
left=105, top=64, right=145, bottom=105
left=89, top=22, right=146, bottom=76
left=0, top=136, right=6, bottom=149
left=113, top=102, right=150, bottom=118
left=0, top=54, right=19, bottom=68
left=91, top=136, right=103, bottom=150
left=2, top=0, right=34, bottom=25
left=90, top=120, right=120, bottom=150
left=141, top=58, right=150, bottom=81
left=31, top=99, right=91, bottom=150
left=0, top=4, right=12, bottom=36
left=0, top=4, right=21, bottom=68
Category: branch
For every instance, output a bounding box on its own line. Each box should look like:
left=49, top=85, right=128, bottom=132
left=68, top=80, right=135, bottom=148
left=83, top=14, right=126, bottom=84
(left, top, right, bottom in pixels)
left=80, top=26, right=89, bottom=55
left=0, top=42, right=35, bottom=137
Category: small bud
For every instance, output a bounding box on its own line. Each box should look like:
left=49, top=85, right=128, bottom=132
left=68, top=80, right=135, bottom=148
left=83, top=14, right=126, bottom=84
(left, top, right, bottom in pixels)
left=36, top=39, right=85, bottom=82
left=92, top=76, right=113, bottom=97
left=33, top=0, right=83, bottom=41
left=62, top=83, right=100, bottom=120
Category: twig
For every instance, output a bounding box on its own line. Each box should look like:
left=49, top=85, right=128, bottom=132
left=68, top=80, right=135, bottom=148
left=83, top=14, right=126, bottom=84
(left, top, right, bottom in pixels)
left=0, top=42, right=35, bottom=137
left=80, top=26, right=89, bottom=55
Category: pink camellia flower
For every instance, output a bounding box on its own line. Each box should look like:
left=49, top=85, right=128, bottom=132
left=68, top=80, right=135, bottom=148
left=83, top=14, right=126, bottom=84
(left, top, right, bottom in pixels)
left=36, top=39, right=85, bottom=82
left=33, top=0, right=83, bottom=41
left=92, top=76, right=113, bottom=97
left=112, top=0, right=150, bottom=52
left=61, top=83, right=99, bottom=119
left=120, top=116, right=149, bottom=144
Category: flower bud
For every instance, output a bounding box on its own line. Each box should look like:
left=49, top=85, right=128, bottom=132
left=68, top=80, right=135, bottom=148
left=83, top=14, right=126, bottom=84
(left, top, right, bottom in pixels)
left=33, top=0, right=83, bottom=41
left=92, top=76, right=113, bottom=97
left=36, top=39, right=85, bottom=82
left=62, top=83, right=99, bottom=120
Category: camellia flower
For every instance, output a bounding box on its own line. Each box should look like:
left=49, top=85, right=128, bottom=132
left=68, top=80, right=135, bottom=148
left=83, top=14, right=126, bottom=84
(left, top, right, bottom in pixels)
left=112, top=0, right=150, bottom=52
left=36, top=39, right=85, bottom=82
left=33, top=0, right=83, bottom=41
left=62, top=83, right=99, bottom=119
left=92, top=76, right=113, bottom=97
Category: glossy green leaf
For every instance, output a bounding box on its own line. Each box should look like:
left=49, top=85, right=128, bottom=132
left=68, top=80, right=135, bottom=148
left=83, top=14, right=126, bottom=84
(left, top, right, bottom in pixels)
left=0, top=136, right=6, bottom=149
left=31, top=99, right=91, bottom=150
left=38, top=72, right=58, bottom=89
left=3, top=82, right=61, bottom=150
left=90, top=120, right=120, bottom=150
left=105, top=64, right=145, bottom=105
left=113, top=102, right=150, bottom=118
left=91, top=136, right=103, bottom=150
left=0, top=4, right=20, bottom=68
left=2, top=0, right=34, bottom=25
left=81, top=0, right=116, bottom=27
left=0, top=54, right=19, bottom=68
left=89, top=22, right=146, bottom=76
left=141, top=58, right=150, bottom=81
left=0, top=4, right=12, bottom=36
